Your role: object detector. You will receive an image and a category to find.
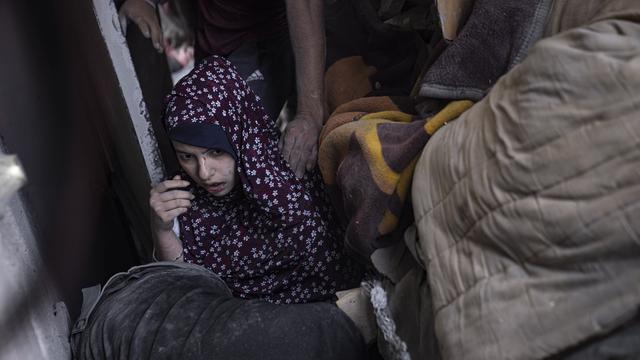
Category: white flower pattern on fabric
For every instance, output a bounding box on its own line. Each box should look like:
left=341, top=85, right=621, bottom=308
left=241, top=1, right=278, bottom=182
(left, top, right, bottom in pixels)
left=164, top=56, right=363, bottom=304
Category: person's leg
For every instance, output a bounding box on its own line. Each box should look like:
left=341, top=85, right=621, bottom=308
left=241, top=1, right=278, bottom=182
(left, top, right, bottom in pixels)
left=202, top=299, right=367, bottom=360
left=257, top=33, right=296, bottom=122
left=70, top=262, right=232, bottom=359
left=227, top=34, right=295, bottom=123
left=226, top=41, right=260, bottom=82
left=72, top=262, right=367, bottom=360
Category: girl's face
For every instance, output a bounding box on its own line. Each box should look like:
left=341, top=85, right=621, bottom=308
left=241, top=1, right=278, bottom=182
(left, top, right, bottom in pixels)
left=172, top=140, right=238, bottom=197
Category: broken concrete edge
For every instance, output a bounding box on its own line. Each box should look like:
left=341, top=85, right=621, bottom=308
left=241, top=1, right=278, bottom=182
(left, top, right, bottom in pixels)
left=92, top=0, right=166, bottom=185
left=0, top=148, right=71, bottom=360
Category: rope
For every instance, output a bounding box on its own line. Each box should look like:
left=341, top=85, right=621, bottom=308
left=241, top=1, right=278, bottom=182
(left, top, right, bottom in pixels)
left=362, top=279, right=411, bottom=360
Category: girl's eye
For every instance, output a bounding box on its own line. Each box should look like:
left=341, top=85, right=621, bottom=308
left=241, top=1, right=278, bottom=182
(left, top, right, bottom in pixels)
left=207, top=149, right=223, bottom=157
left=178, top=153, right=194, bottom=161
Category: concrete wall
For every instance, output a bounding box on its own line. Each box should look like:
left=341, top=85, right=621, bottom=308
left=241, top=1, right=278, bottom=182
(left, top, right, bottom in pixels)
left=0, top=0, right=171, bottom=357
left=0, top=183, right=70, bottom=360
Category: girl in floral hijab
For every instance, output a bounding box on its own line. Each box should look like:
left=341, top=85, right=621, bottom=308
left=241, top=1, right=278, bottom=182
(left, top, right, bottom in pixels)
left=150, top=55, right=363, bottom=304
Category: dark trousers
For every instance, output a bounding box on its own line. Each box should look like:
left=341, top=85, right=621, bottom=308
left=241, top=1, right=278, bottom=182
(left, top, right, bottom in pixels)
left=227, top=34, right=296, bottom=124
left=70, top=262, right=366, bottom=360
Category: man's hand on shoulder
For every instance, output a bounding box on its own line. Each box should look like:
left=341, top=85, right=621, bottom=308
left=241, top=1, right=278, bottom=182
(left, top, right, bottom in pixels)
left=279, top=112, right=323, bottom=178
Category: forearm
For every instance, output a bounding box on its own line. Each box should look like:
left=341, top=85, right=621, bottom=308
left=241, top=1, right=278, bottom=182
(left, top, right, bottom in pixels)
left=152, top=226, right=184, bottom=262
left=285, top=0, right=325, bottom=123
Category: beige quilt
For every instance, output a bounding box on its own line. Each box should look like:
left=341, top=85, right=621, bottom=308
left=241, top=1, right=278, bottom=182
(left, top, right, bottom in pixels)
left=412, top=3, right=640, bottom=359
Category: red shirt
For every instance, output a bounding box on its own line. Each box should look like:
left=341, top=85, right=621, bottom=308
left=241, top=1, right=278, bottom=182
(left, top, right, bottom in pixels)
left=195, top=0, right=288, bottom=57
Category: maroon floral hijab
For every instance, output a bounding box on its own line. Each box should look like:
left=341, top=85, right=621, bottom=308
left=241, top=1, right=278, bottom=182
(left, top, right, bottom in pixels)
left=163, top=56, right=362, bottom=304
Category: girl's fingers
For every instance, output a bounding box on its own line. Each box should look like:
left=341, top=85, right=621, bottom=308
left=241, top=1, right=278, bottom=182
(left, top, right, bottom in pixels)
left=165, top=199, right=192, bottom=210
left=153, top=179, right=190, bottom=193
left=153, top=197, right=190, bottom=214
left=159, top=207, right=189, bottom=224
left=150, top=193, right=191, bottom=211
left=153, top=198, right=192, bottom=213
left=157, top=189, right=194, bottom=202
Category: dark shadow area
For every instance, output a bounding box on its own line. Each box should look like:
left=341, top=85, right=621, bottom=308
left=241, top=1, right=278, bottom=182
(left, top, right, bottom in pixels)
left=0, top=0, right=143, bottom=326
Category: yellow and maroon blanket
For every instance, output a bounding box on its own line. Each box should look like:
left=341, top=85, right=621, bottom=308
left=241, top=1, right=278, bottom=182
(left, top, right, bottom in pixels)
left=318, top=97, right=472, bottom=260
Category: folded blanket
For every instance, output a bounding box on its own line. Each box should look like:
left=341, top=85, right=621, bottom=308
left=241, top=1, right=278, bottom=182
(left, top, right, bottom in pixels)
left=319, top=97, right=472, bottom=260
left=418, top=0, right=553, bottom=101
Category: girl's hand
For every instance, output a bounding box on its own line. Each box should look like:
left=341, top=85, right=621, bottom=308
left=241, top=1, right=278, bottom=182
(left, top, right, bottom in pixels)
left=149, top=175, right=194, bottom=231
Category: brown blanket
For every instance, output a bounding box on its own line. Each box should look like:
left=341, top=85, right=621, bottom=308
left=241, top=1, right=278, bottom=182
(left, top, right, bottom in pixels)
left=318, top=97, right=472, bottom=261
